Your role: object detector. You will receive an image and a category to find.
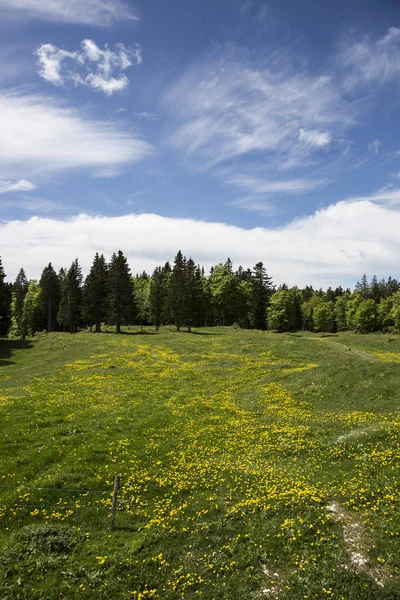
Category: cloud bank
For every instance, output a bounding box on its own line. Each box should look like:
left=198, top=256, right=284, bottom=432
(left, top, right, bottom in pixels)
left=36, top=39, right=142, bottom=95
left=1, top=195, right=399, bottom=289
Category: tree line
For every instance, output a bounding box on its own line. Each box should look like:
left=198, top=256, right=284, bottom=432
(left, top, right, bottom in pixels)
left=0, top=251, right=399, bottom=338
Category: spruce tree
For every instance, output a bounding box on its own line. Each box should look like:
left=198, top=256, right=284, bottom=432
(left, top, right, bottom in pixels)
left=107, top=251, right=134, bottom=333
left=185, top=259, right=205, bottom=331
left=82, top=253, right=108, bottom=332
left=169, top=251, right=187, bottom=331
left=13, top=268, right=28, bottom=337
left=0, top=256, right=12, bottom=337
left=250, top=262, right=274, bottom=330
left=57, top=259, right=83, bottom=333
left=149, top=266, right=167, bottom=330
left=39, top=263, right=61, bottom=332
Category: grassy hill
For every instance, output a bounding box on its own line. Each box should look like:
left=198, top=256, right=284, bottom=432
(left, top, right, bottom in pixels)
left=0, top=328, right=399, bottom=599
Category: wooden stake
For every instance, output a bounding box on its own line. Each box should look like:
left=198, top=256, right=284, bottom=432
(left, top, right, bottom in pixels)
left=110, top=475, right=121, bottom=531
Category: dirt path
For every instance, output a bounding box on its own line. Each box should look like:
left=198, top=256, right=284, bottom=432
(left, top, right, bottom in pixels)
left=308, top=337, right=380, bottom=361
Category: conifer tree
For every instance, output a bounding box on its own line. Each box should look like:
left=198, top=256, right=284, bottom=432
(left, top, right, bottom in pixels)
left=13, top=268, right=28, bottom=337
left=107, top=251, right=134, bottom=333
left=57, top=259, right=83, bottom=333
left=39, top=263, right=61, bottom=332
left=0, top=256, right=12, bottom=337
left=82, top=253, right=108, bottom=332
left=250, top=262, right=274, bottom=330
left=185, top=259, right=205, bottom=331
left=355, top=273, right=370, bottom=299
left=149, top=266, right=167, bottom=330
left=169, top=251, right=187, bottom=331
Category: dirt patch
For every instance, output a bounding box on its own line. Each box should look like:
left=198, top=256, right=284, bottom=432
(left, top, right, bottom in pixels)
left=326, top=502, right=387, bottom=587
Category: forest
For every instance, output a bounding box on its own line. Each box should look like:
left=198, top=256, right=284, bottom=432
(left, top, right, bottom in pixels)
left=0, top=250, right=399, bottom=338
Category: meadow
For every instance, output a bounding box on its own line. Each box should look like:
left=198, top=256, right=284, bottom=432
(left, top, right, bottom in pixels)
left=0, top=327, right=399, bottom=600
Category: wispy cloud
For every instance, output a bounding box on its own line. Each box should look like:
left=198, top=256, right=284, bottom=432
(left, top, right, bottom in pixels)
left=227, top=175, right=325, bottom=194
left=164, top=55, right=352, bottom=170
left=340, top=27, right=400, bottom=89
left=0, top=0, right=137, bottom=26
left=228, top=196, right=275, bottom=216
left=344, top=186, right=400, bottom=207
left=0, top=179, right=36, bottom=194
left=299, top=128, right=332, bottom=148
left=0, top=92, right=153, bottom=180
left=368, top=139, right=381, bottom=154
left=36, top=39, right=142, bottom=95
left=163, top=29, right=400, bottom=207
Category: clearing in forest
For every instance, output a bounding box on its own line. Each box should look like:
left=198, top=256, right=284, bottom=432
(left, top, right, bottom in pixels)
left=0, top=328, right=399, bottom=599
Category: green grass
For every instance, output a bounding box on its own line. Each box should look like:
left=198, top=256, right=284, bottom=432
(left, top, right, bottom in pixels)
left=0, top=328, right=399, bottom=599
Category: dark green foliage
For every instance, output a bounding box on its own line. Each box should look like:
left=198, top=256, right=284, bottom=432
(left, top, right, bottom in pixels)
left=169, top=250, right=187, bottom=331
left=107, top=250, right=135, bottom=333
left=82, top=253, right=108, bottom=332
left=57, top=259, right=83, bottom=333
left=185, top=260, right=205, bottom=330
left=0, top=256, right=12, bottom=337
left=39, top=263, right=61, bottom=332
left=250, top=262, right=274, bottom=330
left=149, top=266, right=168, bottom=330
left=13, top=268, right=29, bottom=336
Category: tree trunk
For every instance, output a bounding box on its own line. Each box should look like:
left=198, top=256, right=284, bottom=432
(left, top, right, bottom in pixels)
left=116, top=321, right=121, bottom=334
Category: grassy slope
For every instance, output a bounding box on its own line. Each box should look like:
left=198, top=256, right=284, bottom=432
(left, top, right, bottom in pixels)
left=0, top=328, right=399, bottom=599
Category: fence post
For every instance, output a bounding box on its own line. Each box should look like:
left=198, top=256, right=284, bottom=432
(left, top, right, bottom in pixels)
left=110, top=475, right=121, bottom=531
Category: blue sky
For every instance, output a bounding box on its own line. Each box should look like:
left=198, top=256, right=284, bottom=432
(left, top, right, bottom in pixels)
left=0, top=0, right=400, bottom=286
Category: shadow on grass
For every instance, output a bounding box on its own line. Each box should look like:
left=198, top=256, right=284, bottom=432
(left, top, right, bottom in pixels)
left=100, top=330, right=160, bottom=336
left=321, top=334, right=340, bottom=338
left=180, top=330, right=221, bottom=336
left=0, top=339, right=33, bottom=367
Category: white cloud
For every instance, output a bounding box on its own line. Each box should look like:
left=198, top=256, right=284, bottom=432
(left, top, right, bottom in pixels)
left=340, top=27, right=400, bottom=88
left=368, top=139, right=381, bottom=154
left=0, top=193, right=399, bottom=288
left=344, top=187, right=400, bottom=207
left=229, top=196, right=275, bottom=215
left=164, top=53, right=353, bottom=172
left=0, top=92, right=152, bottom=179
left=0, top=0, right=137, bottom=26
left=0, top=179, right=36, bottom=194
left=227, top=175, right=325, bottom=194
left=36, top=40, right=142, bottom=95
left=299, top=128, right=332, bottom=148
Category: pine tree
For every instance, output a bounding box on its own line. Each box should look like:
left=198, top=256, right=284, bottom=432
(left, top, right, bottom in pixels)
left=250, top=262, right=274, bottom=330
left=57, top=259, right=83, bottom=333
left=39, top=263, right=61, bottom=332
left=82, top=253, right=108, bottom=332
left=106, top=251, right=134, bottom=333
left=169, top=251, right=187, bottom=331
left=13, top=268, right=28, bottom=337
left=0, top=256, right=12, bottom=337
